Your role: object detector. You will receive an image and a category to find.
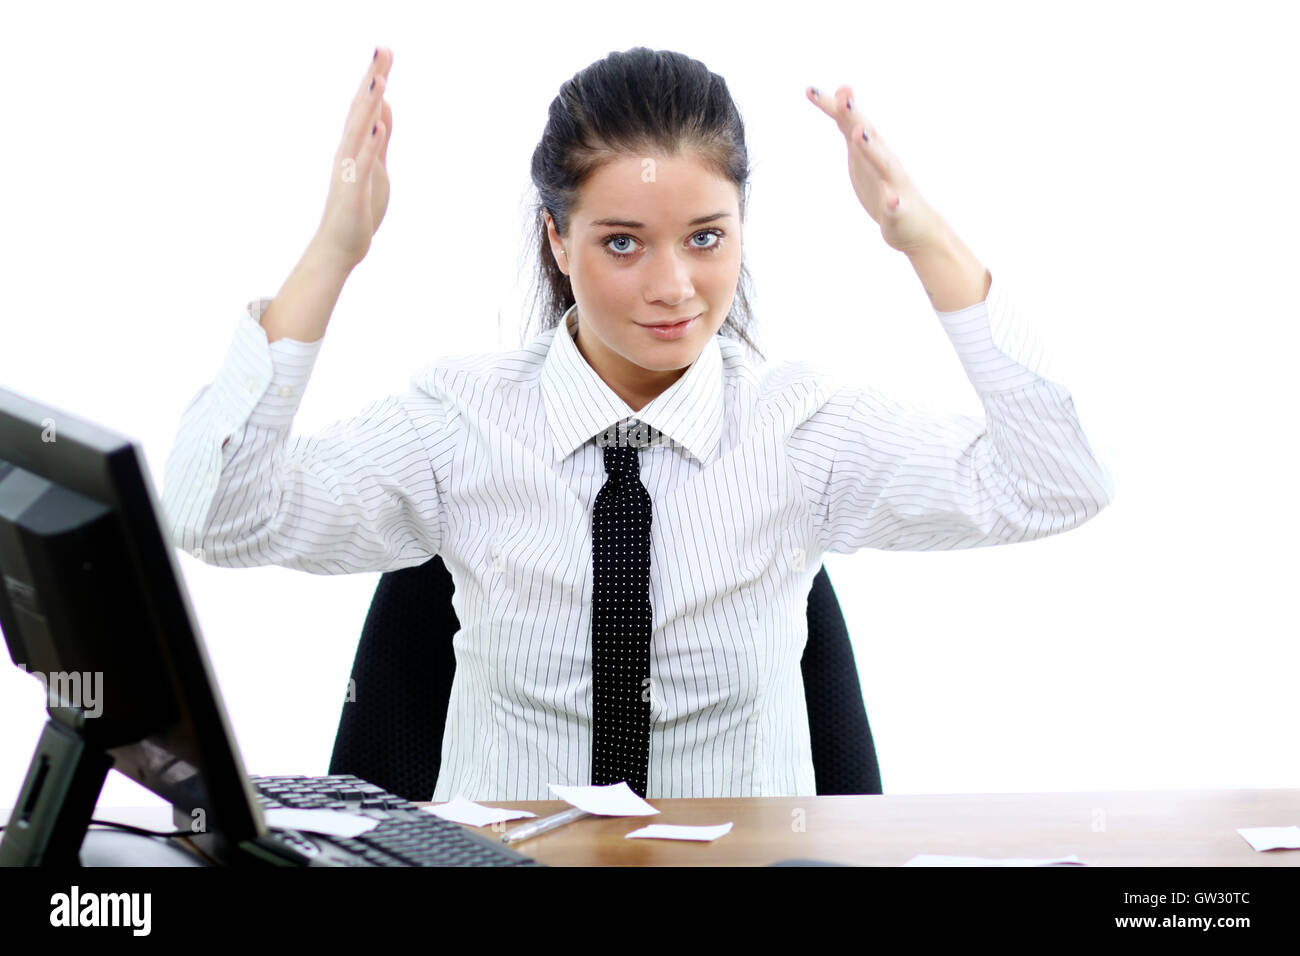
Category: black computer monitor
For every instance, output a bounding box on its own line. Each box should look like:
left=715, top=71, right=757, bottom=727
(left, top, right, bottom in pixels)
left=0, top=384, right=271, bottom=865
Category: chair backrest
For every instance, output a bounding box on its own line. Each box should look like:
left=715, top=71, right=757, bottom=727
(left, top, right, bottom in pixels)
left=329, top=555, right=882, bottom=800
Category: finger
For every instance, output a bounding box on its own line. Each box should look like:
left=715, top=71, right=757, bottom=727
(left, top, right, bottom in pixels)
left=360, top=115, right=385, bottom=176
left=831, top=84, right=856, bottom=136
left=343, top=59, right=388, bottom=167
left=342, top=48, right=390, bottom=142
left=838, top=85, right=883, bottom=147
left=805, top=85, right=838, bottom=119
left=852, top=120, right=897, bottom=186
left=366, top=47, right=393, bottom=85
left=805, top=84, right=852, bottom=128
left=378, top=98, right=393, bottom=163
left=349, top=47, right=390, bottom=117
left=807, top=83, right=879, bottom=142
left=852, top=130, right=902, bottom=213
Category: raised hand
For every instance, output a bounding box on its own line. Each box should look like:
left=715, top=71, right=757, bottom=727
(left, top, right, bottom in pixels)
left=315, top=47, right=394, bottom=270
left=807, top=84, right=945, bottom=255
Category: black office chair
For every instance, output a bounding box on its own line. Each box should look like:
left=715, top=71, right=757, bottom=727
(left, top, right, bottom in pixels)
left=329, top=555, right=882, bottom=801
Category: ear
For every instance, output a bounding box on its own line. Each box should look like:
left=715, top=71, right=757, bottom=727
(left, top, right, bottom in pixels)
left=544, top=212, right=569, bottom=276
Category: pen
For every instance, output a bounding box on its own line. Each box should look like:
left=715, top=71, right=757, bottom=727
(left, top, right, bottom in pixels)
left=500, top=806, right=592, bottom=844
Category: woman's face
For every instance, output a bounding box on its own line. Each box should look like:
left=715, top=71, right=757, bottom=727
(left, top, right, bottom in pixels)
left=545, top=151, right=742, bottom=411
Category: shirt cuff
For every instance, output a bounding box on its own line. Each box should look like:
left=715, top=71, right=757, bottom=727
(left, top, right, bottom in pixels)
left=933, top=266, right=1059, bottom=394
left=210, top=297, right=325, bottom=433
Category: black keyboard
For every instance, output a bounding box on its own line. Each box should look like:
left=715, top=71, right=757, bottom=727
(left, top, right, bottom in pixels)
left=249, top=774, right=543, bottom=867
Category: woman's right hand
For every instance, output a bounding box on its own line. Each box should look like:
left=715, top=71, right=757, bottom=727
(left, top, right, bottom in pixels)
left=314, top=47, right=393, bottom=271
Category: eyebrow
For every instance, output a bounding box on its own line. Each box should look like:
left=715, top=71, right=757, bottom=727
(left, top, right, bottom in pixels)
left=588, top=212, right=733, bottom=228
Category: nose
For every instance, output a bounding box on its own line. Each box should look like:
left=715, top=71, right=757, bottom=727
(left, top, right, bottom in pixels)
left=643, top=247, right=695, bottom=308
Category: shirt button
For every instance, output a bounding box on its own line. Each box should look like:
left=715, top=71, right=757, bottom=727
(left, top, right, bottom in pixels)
left=790, top=546, right=805, bottom=570
left=245, top=376, right=261, bottom=395
left=490, top=548, right=505, bottom=571
left=277, top=385, right=292, bottom=398
left=204, top=471, right=216, bottom=487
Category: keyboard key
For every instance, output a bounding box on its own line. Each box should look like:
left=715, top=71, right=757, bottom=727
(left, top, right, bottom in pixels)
left=250, top=774, right=540, bottom=867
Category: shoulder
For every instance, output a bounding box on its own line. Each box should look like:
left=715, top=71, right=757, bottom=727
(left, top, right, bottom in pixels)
left=718, top=335, right=836, bottom=392
left=408, top=327, right=557, bottom=402
left=717, top=335, right=842, bottom=431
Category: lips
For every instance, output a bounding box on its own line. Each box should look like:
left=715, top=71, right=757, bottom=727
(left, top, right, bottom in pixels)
left=639, top=313, right=701, bottom=329
left=638, top=313, right=699, bottom=341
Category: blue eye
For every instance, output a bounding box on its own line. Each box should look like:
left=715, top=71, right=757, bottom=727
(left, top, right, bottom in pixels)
left=602, top=228, right=726, bottom=259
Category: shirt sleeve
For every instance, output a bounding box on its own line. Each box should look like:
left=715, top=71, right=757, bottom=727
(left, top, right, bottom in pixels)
left=788, top=267, right=1116, bottom=554
left=160, top=297, right=447, bottom=574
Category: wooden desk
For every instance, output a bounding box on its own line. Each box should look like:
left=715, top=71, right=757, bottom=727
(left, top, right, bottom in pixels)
left=421, top=789, right=1300, bottom=866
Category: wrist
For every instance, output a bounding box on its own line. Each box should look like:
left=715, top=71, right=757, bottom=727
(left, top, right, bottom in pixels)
left=904, top=222, right=990, bottom=313
left=902, top=216, right=957, bottom=262
left=304, top=235, right=359, bottom=280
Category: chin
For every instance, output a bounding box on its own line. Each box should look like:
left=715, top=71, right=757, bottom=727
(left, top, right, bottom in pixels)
left=636, top=348, right=703, bottom=372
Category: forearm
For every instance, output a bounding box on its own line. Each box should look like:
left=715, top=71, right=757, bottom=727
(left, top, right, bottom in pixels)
left=259, top=238, right=355, bottom=344
left=905, top=219, right=991, bottom=313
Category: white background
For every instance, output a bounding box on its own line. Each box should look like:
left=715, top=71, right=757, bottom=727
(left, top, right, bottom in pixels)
left=1, top=0, right=1297, bottom=812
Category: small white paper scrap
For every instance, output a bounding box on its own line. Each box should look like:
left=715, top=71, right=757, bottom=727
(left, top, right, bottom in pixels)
left=625, top=822, right=733, bottom=842
left=903, top=854, right=1086, bottom=867
left=264, top=808, right=380, bottom=838
left=547, top=782, right=660, bottom=817
left=1237, top=826, right=1300, bottom=851
left=422, top=796, right=538, bottom=827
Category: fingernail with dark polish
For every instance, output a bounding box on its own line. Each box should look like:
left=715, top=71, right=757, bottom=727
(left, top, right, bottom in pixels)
left=369, top=78, right=375, bottom=91
left=373, top=47, right=378, bottom=60
left=810, top=86, right=819, bottom=96
left=846, top=98, right=853, bottom=110
left=862, top=130, right=869, bottom=142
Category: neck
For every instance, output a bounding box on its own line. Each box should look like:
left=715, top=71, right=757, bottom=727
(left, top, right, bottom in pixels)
left=573, top=319, right=690, bottom=412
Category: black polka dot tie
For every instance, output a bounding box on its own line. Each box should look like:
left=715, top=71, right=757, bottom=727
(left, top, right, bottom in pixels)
left=590, top=425, right=653, bottom=798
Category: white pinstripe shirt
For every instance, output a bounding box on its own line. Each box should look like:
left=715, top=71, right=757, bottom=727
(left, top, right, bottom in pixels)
left=161, top=267, right=1115, bottom=801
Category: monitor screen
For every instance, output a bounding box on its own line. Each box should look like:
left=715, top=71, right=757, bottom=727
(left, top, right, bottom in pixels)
left=0, top=384, right=264, bottom=849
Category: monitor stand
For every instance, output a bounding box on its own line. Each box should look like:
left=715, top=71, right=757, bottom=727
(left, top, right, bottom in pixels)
left=0, top=719, right=111, bottom=866
left=1, top=720, right=214, bottom=866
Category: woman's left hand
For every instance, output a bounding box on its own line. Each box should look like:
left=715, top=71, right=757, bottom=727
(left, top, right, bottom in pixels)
left=807, top=85, right=946, bottom=255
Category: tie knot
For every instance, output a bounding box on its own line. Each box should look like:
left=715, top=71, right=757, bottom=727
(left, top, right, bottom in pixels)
left=602, top=443, right=639, bottom=478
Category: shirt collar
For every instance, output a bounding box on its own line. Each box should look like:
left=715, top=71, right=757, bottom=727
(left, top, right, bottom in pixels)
left=540, top=304, right=725, bottom=466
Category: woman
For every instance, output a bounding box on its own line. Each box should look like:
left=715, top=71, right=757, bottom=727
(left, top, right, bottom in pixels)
left=163, top=46, right=1114, bottom=802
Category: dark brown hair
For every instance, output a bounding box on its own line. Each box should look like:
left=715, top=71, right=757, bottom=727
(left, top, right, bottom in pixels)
left=524, top=47, right=763, bottom=361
